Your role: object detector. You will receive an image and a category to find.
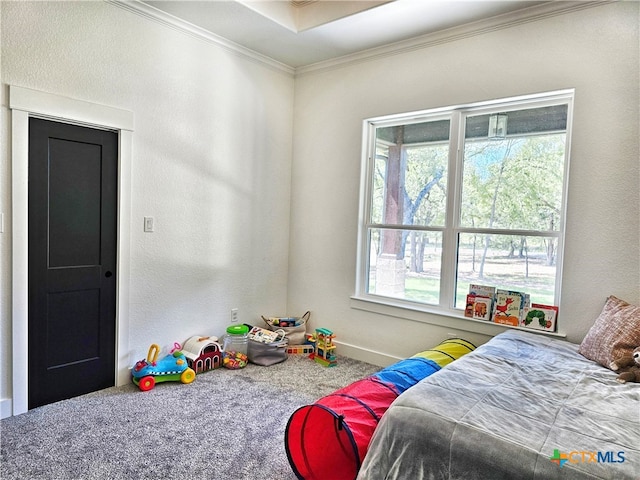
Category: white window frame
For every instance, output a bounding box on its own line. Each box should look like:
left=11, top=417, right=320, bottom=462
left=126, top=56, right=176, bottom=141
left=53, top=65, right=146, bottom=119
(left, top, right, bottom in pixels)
left=353, top=90, right=574, bottom=333
left=9, top=85, right=133, bottom=416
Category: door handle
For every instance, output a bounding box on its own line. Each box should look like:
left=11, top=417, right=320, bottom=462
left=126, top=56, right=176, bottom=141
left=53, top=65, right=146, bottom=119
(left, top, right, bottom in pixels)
left=105, top=271, right=113, bottom=278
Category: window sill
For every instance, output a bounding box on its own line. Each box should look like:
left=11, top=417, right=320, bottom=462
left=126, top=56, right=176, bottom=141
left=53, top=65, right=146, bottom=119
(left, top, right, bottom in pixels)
left=350, top=295, right=567, bottom=339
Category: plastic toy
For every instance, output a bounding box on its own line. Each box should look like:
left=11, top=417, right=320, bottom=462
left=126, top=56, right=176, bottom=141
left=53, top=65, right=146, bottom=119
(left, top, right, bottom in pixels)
left=309, top=328, right=337, bottom=367
left=286, top=344, right=315, bottom=355
left=132, top=343, right=196, bottom=391
left=182, top=335, right=223, bottom=373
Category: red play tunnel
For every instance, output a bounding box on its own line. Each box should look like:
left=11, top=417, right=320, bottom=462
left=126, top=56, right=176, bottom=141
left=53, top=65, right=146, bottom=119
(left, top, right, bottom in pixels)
left=284, top=338, right=476, bottom=480
left=285, top=376, right=398, bottom=480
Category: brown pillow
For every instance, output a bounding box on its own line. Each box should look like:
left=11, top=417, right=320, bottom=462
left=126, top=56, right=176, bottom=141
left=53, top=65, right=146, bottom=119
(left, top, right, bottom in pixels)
left=579, top=295, right=640, bottom=369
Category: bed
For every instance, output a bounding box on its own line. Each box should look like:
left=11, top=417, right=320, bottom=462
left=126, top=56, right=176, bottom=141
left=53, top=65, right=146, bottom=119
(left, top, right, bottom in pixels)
left=357, top=329, right=640, bottom=480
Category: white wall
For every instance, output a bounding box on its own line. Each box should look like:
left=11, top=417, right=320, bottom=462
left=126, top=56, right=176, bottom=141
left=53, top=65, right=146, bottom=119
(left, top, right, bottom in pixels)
left=1, top=1, right=638, bottom=415
left=0, top=1, right=294, bottom=411
left=288, top=1, right=639, bottom=363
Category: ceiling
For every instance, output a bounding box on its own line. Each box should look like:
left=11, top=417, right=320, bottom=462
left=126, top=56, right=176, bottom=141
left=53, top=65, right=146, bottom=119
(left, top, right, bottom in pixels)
left=141, top=0, right=551, bottom=68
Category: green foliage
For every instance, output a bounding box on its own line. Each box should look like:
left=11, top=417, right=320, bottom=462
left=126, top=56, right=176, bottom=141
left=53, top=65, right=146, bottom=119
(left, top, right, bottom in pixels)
left=404, top=144, right=448, bottom=226
left=368, top=122, right=566, bottom=306
left=461, top=134, right=565, bottom=232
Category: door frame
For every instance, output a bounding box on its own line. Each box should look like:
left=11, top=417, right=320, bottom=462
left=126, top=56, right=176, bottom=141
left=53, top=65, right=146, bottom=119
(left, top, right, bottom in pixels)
left=10, top=85, right=133, bottom=416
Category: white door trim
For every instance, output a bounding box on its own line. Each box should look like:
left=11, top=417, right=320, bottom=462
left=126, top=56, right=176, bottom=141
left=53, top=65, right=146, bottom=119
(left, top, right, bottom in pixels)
left=9, top=85, right=133, bottom=416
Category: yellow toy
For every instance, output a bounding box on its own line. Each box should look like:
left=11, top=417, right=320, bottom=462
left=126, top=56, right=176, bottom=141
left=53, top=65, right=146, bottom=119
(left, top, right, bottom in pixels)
left=310, top=328, right=337, bottom=367
left=131, top=343, right=196, bottom=391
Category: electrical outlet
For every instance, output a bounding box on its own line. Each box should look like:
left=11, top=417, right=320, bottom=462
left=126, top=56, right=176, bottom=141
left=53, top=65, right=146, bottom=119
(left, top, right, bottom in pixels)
left=230, top=308, right=239, bottom=323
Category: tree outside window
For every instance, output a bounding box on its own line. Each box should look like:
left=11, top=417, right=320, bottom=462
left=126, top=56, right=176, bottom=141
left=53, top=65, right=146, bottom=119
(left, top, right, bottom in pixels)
left=357, top=92, right=572, bottom=315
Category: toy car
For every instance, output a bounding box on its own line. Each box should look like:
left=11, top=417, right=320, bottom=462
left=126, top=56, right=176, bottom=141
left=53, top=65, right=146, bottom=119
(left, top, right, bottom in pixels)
left=132, top=344, right=196, bottom=391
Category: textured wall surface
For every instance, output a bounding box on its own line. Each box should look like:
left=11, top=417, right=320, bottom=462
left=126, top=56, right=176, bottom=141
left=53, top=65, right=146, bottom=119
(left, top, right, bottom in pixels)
left=288, top=1, right=639, bottom=359
left=1, top=1, right=638, bottom=414
left=0, top=1, right=294, bottom=406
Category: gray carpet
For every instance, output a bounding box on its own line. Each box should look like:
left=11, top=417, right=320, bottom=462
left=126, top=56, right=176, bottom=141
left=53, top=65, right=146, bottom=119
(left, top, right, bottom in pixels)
left=1, top=355, right=380, bottom=480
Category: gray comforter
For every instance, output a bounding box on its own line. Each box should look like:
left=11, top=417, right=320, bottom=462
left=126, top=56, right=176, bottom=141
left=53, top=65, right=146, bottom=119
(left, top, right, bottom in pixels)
left=357, top=330, right=639, bottom=480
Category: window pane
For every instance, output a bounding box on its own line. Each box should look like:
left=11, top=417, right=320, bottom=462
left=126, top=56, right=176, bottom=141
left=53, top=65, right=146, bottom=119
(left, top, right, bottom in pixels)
left=371, top=120, right=449, bottom=226
left=455, top=233, right=557, bottom=308
left=359, top=93, right=571, bottom=320
left=460, top=109, right=566, bottom=231
left=368, top=228, right=442, bottom=304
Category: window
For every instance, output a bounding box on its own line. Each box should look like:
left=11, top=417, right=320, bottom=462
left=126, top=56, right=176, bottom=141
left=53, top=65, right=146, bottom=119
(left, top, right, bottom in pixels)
left=356, top=91, right=573, bottom=319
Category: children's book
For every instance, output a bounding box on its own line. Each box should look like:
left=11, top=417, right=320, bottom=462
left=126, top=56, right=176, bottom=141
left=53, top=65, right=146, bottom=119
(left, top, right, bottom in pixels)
left=248, top=326, right=284, bottom=343
left=522, top=304, right=558, bottom=332
left=492, top=289, right=525, bottom=326
left=469, top=284, right=496, bottom=298
left=472, top=296, right=493, bottom=321
left=464, top=294, right=475, bottom=318
left=465, top=284, right=496, bottom=318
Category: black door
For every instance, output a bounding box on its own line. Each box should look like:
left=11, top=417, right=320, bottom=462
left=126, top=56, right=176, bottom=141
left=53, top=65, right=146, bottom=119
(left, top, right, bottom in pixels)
left=28, top=117, right=118, bottom=409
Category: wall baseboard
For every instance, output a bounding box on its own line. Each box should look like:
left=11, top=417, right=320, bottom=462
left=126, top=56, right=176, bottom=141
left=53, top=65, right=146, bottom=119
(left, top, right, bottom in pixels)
left=1, top=398, right=13, bottom=419
left=334, top=340, right=402, bottom=367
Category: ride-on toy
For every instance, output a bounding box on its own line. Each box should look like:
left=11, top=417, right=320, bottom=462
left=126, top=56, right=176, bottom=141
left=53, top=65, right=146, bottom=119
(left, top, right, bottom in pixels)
left=132, top=344, right=196, bottom=391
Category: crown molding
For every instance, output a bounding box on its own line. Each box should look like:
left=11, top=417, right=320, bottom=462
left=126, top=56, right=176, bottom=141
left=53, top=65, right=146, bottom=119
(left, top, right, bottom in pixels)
left=105, top=0, right=611, bottom=78
left=105, top=0, right=295, bottom=76
left=295, top=1, right=612, bottom=77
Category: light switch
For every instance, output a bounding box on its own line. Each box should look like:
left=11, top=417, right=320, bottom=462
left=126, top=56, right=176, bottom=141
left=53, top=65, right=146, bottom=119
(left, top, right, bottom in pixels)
left=144, top=216, right=154, bottom=232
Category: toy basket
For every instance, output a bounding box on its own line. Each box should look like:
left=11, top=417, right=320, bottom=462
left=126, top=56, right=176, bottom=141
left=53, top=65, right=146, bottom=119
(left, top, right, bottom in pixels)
left=261, top=311, right=310, bottom=345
